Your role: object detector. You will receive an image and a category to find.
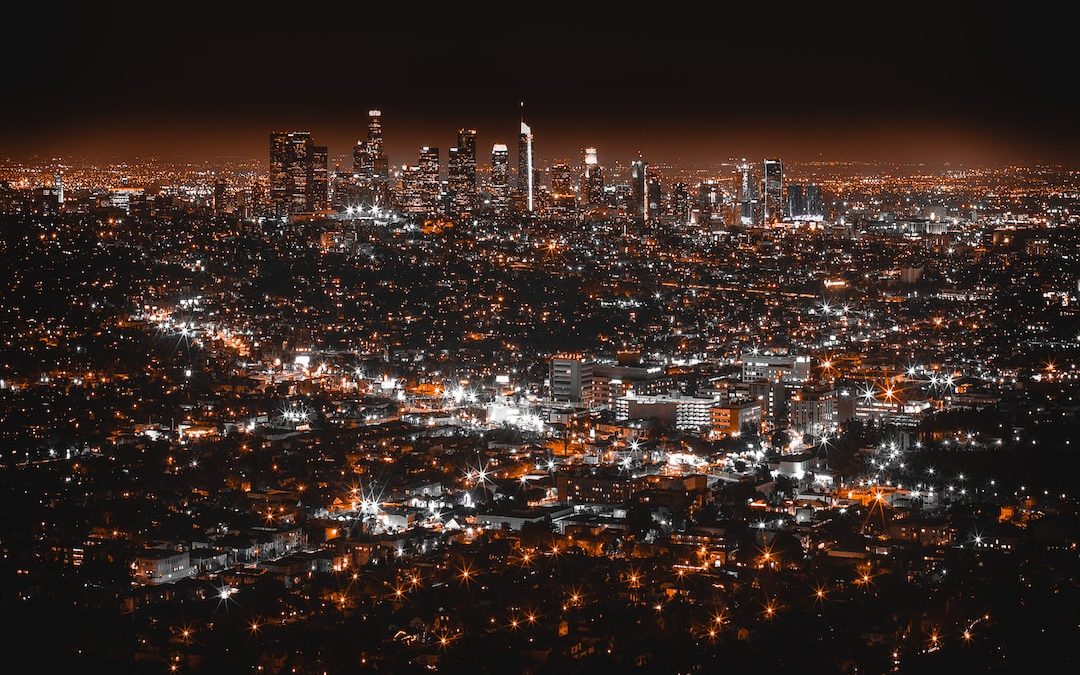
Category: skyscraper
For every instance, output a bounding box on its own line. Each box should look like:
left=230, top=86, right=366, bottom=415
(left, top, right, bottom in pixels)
left=352, top=110, right=390, bottom=205
left=448, top=128, right=477, bottom=218
left=311, top=145, right=329, bottom=211
left=550, top=163, right=575, bottom=197
left=647, top=177, right=662, bottom=222
left=547, top=163, right=578, bottom=222
left=353, top=138, right=372, bottom=177
left=762, top=159, right=783, bottom=224
left=786, top=184, right=806, bottom=220
left=518, top=121, right=535, bottom=212
left=786, top=183, right=825, bottom=221
left=630, top=159, right=648, bottom=222
left=697, top=180, right=721, bottom=224
left=269, top=131, right=329, bottom=217
left=490, top=144, right=511, bottom=216
left=368, top=110, right=386, bottom=178
left=736, top=161, right=758, bottom=226
left=213, top=179, right=227, bottom=215
left=582, top=147, right=603, bottom=207
left=671, top=181, right=691, bottom=225
left=399, top=164, right=424, bottom=215
left=417, top=146, right=440, bottom=215
left=54, top=173, right=64, bottom=205
left=805, top=184, right=825, bottom=220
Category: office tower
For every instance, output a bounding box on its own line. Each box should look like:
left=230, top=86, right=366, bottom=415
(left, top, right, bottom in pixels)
left=518, top=121, right=535, bottom=212
left=697, top=180, right=721, bottom=223
left=671, top=182, right=691, bottom=225
left=54, top=173, right=64, bottom=204
left=786, top=183, right=824, bottom=221
left=331, top=170, right=355, bottom=211
left=448, top=128, right=477, bottom=218
left=457, top=128, right=477, bottom=169
left=805, top=184, right=825, bottom=220
left=647, top=177, right=662, bottom=221
left=269, top=131, right=329, bottom=217
left=455, top=128, right=478, bottom=193
left=762, top=158, right=783, bottom=224
left=550, top=163, right=575, bottom=196
left=213, top=179, right=227, bottom=215
left=353, top=138, right=371, bottom=176
left=547, top=163, right=577, bottom=222
left=448, top=148, right=470, bottom=218
left=399, top=164, right=424, bottom=215
left=550, top=354, right=593, bottom=405
left=368, top=110, right=386, bottom=174
left=630, top=159, right=648, bottom=222
left=311, top=145, right=329, bottom=211
left=352, top=110, right=390, bottom=205
left=736, top=160, right=758, bottom=225
left=251, top=179, right=266, bottom=216
left=417, top=146, right=440, bottom=214
left=582, top=147, right=603, bottom=206
left=787, top=183, right=806, bottom=220
left=490, top=143, right=511, bottom=215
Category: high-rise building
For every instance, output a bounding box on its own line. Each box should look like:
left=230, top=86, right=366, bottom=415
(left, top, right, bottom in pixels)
left=550, top=163, right=575, bottom=197
left=269, top=131, right=329, bottom=217
left=351, top=110, right=390, bottom=206
left=457, top=128, right=477, bottom=169
left=54, top=173, right=64, bottom=205
left=786, top=184, right=805, bottom=220
left=647, top=177, right=662, bottom=221
left=736, top=161, right=758, bottom=225
left=311, top=145, right=329, bottom=211
left=805, top=184, right=825, bottom=220
left=762, top=159, right=783, bottom=224
left=671, top=182, right=691, bottom=225
left=550, top=354, right=593, bottom=405
left=545, top=163, right=577, bottom=222
left=331, top=169, right=359, bottom=212
left=490, top=144, right=511, bottom=216
left=582, top=147, right=603, bottom=206
left=353, top=138, right=372, bottom=177
left=399, top=165, right=424, bottom=215
left=630, top=159, right=648, bottom=222
left=447, top=152, right=469, bottom=216
left=518, top=121, right=535, bottom=212
left=213, top=179, right=227, bottom=215
left=417, top=146, right=440, bottom=215
left=447, top=128, right=477, bottom=219
left=697, top=180, right=721, bottom=224
left=787, top=183, right=825, bottom=221
left=367, top=110, right=386, bottom=176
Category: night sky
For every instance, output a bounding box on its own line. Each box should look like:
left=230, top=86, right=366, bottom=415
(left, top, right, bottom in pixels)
left=4, top=3, right=1076, bottom=165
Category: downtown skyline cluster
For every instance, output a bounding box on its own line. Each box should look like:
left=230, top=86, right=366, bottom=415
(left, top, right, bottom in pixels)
left=263, top=108, right=829, bottom=230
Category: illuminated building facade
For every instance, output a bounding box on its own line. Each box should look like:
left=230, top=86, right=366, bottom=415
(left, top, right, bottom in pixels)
left=550, top=354, right=593, bottom=405
left=269, top=131, right=328, bottom=216
left=630, top=159, right=648, bottom=222
left=737, top=160, right=758, bottom=225
left=490, top=143, right=511, bottom=216
left=762, top=158, right=783, bottom=224
left=448, top=128, right=477, bottom=218
left=518, top=121, right=534, bottom=212
left=582, top=147, right=603, bottom=207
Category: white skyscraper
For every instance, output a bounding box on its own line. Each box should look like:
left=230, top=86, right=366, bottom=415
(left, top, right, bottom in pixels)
left=518, top=120, right=534, bottom=212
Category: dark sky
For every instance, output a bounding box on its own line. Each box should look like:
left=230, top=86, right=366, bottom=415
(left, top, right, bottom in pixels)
left=3, top=3, right=1076, bottom=165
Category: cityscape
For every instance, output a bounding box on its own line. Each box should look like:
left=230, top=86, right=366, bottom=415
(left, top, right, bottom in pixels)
left=2, top=6, right=1079, bottom=675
